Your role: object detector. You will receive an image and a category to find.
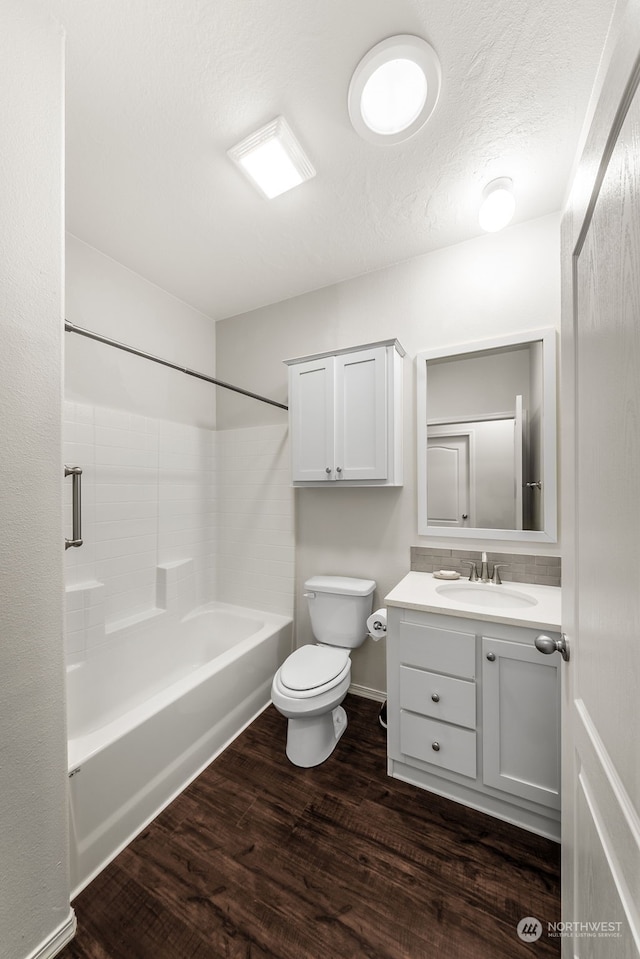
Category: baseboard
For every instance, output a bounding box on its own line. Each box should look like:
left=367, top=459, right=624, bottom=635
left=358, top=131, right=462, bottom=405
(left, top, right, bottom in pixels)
left=348, top=682, right=386, bottom=703
left=25, top=910, right=76, bottom=959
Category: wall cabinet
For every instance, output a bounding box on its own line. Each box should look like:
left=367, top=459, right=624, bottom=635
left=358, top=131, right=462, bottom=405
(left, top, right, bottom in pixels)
left=386, top=606, right=561, bottom=840
left=285, top=340, right=404, bottom=486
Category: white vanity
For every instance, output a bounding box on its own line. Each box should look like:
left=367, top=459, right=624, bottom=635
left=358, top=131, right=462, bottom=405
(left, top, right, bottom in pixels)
left=384, top=572, right=563, bottom=840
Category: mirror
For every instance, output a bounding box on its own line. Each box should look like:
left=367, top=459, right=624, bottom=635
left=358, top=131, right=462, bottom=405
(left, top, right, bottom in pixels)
left=416, top=329, right=557, bottom=542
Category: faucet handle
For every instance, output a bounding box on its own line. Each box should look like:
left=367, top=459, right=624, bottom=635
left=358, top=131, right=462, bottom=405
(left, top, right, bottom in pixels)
left=491, top=564, right=508, bottom=585
left=461, top=560, right=479, bottom=582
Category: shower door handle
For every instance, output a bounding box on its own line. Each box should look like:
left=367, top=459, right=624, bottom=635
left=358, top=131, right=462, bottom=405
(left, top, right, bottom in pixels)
left=65, top=466, right=83, bottom=549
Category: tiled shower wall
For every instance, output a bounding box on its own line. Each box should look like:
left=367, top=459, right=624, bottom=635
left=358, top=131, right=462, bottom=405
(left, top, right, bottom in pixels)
left=63, top=404, right=294, bottom=663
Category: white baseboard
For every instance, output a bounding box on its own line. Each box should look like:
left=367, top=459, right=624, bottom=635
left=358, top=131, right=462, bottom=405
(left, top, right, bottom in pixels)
left=26, top=910, right=76, bottom=959
left=348, top=682, right=386, bottom=703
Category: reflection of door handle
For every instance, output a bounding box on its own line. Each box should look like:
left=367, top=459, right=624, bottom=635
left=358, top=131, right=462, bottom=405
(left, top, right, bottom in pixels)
left=462, top=513, right=468, bottom=519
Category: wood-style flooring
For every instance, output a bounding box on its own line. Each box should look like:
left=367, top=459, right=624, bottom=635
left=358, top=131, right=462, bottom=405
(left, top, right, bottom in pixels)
left=59, top=694, right=560, bottom=959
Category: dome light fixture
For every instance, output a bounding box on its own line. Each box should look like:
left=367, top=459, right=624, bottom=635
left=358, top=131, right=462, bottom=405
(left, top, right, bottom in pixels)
left=348, top=35, right=442, bottom=144
left=479, top=177, right=516, bottom=232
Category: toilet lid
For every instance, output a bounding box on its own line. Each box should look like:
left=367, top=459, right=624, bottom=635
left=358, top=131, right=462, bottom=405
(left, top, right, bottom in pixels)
left=280, top=645, right=349, bottom=691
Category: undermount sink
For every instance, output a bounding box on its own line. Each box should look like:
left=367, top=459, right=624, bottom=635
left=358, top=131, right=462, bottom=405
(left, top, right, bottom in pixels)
left=434, top=582, right=538, bottom=610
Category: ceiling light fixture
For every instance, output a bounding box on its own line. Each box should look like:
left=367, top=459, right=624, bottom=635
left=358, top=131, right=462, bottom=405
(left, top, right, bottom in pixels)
left=348, top=35, right=441, bottom=144
left=228, top=116, right=315, bottom=199
left=479, top=177, right=516, bottom=232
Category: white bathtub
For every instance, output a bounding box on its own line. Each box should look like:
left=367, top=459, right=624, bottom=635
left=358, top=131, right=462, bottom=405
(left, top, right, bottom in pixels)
left=67, top=602, right=292, bottom=896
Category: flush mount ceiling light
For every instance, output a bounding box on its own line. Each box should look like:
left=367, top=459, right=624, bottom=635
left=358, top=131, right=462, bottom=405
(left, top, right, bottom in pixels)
left=479, top=177, right=516, bottom=232
left=228, top=116, right=316, bottom=199
left=348, top=35, right=441, bottom=144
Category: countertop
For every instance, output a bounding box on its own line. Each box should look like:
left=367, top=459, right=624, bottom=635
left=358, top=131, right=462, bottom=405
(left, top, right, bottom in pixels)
left=384, top=571, right=562, bottom=631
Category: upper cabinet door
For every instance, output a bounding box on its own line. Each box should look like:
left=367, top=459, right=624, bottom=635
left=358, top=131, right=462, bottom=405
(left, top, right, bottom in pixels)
left=285, top=339, right=404, bottom=487
left=334, top=346, right=388, bottom=482
left=289, top=355, right=335, bottom=482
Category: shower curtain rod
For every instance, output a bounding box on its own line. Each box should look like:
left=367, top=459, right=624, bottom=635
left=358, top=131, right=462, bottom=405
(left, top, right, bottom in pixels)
left=64, top=321, right=288, bottom=411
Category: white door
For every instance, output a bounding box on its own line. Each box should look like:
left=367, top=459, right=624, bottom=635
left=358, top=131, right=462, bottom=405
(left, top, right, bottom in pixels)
left=561, top=3, right=640, bottom=954
left=289, top=356, right=334, bottom=482
left=426, top=432, right=472, bottom=527
left=334, top=346, right=388, bottom=481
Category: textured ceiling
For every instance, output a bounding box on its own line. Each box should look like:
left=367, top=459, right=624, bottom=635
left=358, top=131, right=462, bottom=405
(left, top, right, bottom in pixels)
left=61, top=0, right=615, bottom=321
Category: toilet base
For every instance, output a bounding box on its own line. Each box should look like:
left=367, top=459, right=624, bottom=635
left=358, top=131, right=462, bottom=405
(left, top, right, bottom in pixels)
left=285, top=705, right=348, bottom=768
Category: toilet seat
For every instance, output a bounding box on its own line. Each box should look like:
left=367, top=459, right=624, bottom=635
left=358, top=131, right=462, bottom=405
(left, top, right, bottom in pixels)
left=278, top=645, right=350, bottom=697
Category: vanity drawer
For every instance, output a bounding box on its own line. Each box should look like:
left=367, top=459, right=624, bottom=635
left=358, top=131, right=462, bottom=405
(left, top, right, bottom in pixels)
left=400, top=666, right=476, bottom=729
left=399, top=622, right=476, bottom=678
left=400, top=711, right=477, bottom=778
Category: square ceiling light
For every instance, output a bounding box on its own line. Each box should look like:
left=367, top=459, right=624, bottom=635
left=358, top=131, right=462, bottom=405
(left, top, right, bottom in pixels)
left=228, top=116, right=316, bottom=199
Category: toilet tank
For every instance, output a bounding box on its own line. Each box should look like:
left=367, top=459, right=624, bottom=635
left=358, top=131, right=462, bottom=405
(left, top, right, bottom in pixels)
left=304, top=575, right=376, bottom=649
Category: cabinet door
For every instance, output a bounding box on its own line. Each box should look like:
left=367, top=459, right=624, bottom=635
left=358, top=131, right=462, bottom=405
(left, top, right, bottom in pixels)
left=289, top=356, right=335, bottom=482
left=334, top=346, right=388, bottom=481
left=482, top=635, right=560, bottom=809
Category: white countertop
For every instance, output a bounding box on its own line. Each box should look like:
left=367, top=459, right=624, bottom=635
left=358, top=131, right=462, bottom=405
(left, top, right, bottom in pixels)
left=384, top=571, right=562, bottom=631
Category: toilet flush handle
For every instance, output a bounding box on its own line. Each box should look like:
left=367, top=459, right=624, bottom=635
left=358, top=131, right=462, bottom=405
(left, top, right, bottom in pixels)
left=303, top=591, right=316, bottom=600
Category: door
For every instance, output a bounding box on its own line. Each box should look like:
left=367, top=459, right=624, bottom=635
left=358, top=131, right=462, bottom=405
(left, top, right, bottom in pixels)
left=426, top=432, right=472, bottom=527
left=334, top=346, right=388, bottom=481
left=289, top=355, right=334, bottom=482
left=482, top=635, right=560, bottom=810
left=561, top=3, right=640, bottom=954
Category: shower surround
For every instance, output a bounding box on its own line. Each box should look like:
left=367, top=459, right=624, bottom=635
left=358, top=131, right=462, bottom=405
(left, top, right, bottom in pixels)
left=63, top=402, right=294, bottom=891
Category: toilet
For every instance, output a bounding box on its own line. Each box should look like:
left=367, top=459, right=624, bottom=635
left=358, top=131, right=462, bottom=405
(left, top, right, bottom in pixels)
left=271, top=575, right=376, bottom=767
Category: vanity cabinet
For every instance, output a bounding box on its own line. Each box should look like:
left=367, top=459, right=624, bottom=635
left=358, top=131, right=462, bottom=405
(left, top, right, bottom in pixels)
left=386, top=605, right=561, bottom=840
left=285, top=340, right=404, bottom=486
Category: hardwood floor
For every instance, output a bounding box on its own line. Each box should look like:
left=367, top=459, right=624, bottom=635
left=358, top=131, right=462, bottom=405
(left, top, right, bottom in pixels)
left=60, top=695, right=560, bottom=959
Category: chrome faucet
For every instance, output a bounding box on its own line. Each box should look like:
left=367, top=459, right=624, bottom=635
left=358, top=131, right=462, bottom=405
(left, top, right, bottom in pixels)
left=462, top=553, right=509, bottom=584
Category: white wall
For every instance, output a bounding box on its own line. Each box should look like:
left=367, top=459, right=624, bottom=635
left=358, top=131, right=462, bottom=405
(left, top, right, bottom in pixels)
left=0, top=3, right=74, bottom=957
left=216, top=214, right=561, bottom=695
left=215, top=425, right=294, bottom=616
left=66, top=234, right=217, bottom=428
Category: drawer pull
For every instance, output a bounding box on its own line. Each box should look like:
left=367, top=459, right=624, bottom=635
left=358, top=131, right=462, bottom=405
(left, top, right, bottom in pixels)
left=431, top=692, right=440, bottom=703
left=432, top=741, right=440, bottom=752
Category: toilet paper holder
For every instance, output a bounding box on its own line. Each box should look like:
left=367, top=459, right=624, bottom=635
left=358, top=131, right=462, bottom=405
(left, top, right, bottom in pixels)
left=371, top=618, right=386, bottom=632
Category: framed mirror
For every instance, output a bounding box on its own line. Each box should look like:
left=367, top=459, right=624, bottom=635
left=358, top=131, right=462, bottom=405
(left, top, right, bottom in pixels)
left=416, top=329, right=557, bottom=542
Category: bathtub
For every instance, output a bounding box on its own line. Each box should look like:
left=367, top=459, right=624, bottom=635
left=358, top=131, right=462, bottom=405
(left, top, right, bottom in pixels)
left=67, top=601, right=292, bottom=896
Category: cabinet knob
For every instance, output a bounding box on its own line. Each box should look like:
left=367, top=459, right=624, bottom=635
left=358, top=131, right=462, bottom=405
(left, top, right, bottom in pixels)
left=325, top=467, right=331, bottom=474
left=486, top=652, right=496, bottom=662
left=336, top=466, right=342, bottom=473
left=431, top=742, right=440, bottom=752
left=431, top=692, right=440, bottom=703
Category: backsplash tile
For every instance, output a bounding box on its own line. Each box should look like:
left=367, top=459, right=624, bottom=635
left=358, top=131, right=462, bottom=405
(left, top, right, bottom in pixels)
left=410, top=546, right=561, bottom=587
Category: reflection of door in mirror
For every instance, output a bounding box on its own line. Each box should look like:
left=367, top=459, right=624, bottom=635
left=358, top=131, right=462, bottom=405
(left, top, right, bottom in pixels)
left=426, top=432, right=471, bottom=527
left=428, top=418, right=520, bottom=530
left=416, top=330, right=557, bottom=542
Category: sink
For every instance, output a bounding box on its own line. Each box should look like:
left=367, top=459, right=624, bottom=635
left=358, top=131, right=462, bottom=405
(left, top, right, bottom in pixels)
left=434, top=582, right=538, bottom=610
